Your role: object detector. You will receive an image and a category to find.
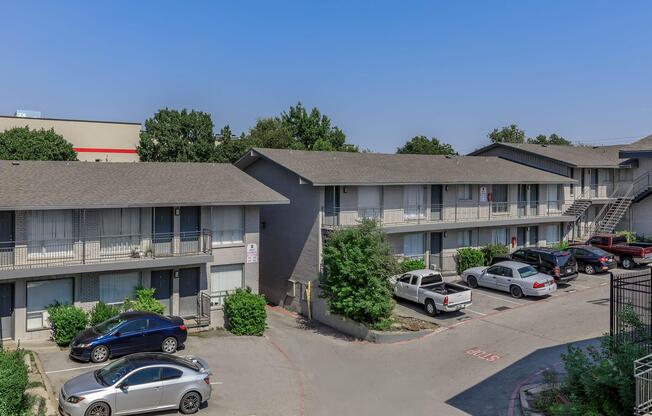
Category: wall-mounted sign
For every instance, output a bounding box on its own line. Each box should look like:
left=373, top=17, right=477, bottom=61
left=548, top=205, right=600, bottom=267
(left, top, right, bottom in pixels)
left=246, top=243, right=258, bottom=263
left=480, top=186, right=488, bottom=202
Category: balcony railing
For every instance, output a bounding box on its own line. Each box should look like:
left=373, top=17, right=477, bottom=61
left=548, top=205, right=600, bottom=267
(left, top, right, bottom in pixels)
left=323, top=200, right=570, bottom=228
left=0, top=230, right=212, bottom=271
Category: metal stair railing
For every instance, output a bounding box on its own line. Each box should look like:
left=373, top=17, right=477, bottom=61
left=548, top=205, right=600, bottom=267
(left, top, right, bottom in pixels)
left=633, top=171, right=652, bottom=200
left=584, top=182, right=635, bottom=237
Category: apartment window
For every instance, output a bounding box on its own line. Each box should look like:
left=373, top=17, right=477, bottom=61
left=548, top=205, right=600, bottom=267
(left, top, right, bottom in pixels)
left=99, top=272, right=140, bottom=305
left=26, top=210, right=73, bottom=256
left=99, top=208, right=140, bottom=253
left=492, top=185, right=508, bottom=213
left=457, top=184, right=472, bottom=201
left=358, top=186, right=381, bottom=219
left=599, top=169, right=614, bottom=183
left=619, top=169, right=633, bottom=182
left=404, top=185, right=426, bottom=220
left=210, top=264, right=244, bottom=307
left=546, top=224, right=561, bottom=245
left=211, top=206, right=244, bottom=246
left=403, top=233, right=424, bottom=259
left=27, top=278, right=73, bottom=330
left=491, top=228, right=509, bottom=245
left=457, top=230, right=472, bottom=247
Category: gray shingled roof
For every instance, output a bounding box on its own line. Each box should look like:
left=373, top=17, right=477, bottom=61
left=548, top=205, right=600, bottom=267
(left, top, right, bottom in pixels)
left=237, top=148, right=575, bottom=185
left=620, top=135, right=652, bottom=157
left=469, top=142, right=626, bottom=167
left=0, top=160, right=288, bottom=210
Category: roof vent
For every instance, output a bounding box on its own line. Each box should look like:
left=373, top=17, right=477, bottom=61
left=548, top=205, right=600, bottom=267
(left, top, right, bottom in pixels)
left=15, top=109, right=41, bottom=118
left=11, top=161, right=19, bottom=166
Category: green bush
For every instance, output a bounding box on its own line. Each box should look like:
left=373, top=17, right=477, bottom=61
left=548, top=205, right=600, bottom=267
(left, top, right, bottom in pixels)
left=400, top=258, right=426, bottom=273
left=320, top=219, right=398, bottom=325
left=89, top=301, right=121, bottom=326
left=47, top=303, right=88, bottom=347
left=124, top=287, right=165, bottom=315
left=224, top=288, right=267, bottom=336
left=481, top=244, right=509, bottom=265
left=0, top=348, right=28, bottom=416
left=456, top=247, right=485, bottom=274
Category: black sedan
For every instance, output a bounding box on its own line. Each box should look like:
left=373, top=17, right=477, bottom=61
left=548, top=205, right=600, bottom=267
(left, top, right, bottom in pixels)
left=567, top=245, right=617, bottom=275
left=69, top=311, right=188, bottom=363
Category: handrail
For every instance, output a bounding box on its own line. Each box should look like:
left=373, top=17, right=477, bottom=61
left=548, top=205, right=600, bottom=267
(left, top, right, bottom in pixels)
left=633, top=171, right=652, bottom=197
left=583, top=183, right=635, bottom=237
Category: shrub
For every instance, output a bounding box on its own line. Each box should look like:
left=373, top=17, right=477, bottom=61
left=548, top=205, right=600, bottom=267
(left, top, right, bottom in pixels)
left=0, top=348, right=28, bottom=416
left=617, top=230, right=636, bottom=243
left=47, top=303, right=88, bottom=347
left=456, top=247, right=485, bottom=274
left=551, top=240, right=570, bottom=250
left=481, top=244, right=509, bottom=265
left=224, top=288, right=267, bottom=336
left=89, top=301, right=121, bottom=326
left=400, top=258, right=426, bottom=273
left=320, top=219, right=399, bottom=325
left=124, top=287, right=165, bottom=315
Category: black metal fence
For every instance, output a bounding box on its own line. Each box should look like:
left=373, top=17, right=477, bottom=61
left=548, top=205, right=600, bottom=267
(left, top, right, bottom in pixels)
left=611, top=269, right=652, bottom=346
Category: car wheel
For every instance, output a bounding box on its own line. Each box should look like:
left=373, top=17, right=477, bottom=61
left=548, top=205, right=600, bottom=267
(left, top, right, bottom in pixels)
left=584, top=264, right=596, bottom=275
left=85, top=402, right=110, bottom=416
left=90, top=345, right=109, bottom=363
left=467, top=276, right=478, bottom=288
left=180, top=391, right=201, bottom=414
left=622, top=257, right=635, bottom=269
left=510, top=285, right=523, bottom=299
left=424, top=299, right=438, bottom=317
left=162, top=337, right=178, bottom=353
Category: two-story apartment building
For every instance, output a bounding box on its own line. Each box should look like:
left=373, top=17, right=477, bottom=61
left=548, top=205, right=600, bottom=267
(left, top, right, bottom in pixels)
left=619, top=135, right=652, bottom=236
left=236, top=148, right=575, bottom=308
left=470, top=142, right=638, bottom=239
left=0, top=161, right=287, bottom=341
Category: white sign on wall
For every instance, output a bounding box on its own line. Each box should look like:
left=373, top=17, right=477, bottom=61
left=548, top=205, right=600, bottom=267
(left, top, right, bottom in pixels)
left=480, top=186, right=488, bottom=202
left=246, top=243, right=258, bottom=263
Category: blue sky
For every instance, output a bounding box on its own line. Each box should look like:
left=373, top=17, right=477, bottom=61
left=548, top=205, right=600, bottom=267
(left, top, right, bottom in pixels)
left=2, top=1, right=651, bottom=153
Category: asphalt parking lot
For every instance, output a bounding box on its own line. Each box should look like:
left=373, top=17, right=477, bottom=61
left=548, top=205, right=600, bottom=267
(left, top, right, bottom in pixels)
left=393, top=270, right=614, bottom=327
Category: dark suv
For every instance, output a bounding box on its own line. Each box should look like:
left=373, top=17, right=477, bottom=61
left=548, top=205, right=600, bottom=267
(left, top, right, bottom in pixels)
left=509, top=247, right=578, bottom=284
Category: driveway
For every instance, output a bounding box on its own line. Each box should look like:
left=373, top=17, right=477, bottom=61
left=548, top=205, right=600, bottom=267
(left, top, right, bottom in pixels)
left=30, top=270, right=616, bottom=416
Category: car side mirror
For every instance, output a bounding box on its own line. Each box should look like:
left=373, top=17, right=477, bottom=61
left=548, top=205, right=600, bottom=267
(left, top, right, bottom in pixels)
left=118, top=382, right=128, bottom=391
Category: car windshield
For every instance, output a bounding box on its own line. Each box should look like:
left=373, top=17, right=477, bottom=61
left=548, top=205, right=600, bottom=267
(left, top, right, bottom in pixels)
left=518, top=266, right=538, bottom=278
left=95, top=358, right=135, bottom=386
left=95, top=316, right=126, bottom=335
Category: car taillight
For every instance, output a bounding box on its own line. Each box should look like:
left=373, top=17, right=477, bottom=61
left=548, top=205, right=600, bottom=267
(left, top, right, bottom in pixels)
left=443, top=295, right=449, bottom=306
left=204, top=376, right=210, bottom=385
left=179, top=325, right=187, bottom=331
left=553, top=266, right=561, bottom=277
left=533, top=282, right=545, bottom=289
left=598, top=257, right=609, bottom=262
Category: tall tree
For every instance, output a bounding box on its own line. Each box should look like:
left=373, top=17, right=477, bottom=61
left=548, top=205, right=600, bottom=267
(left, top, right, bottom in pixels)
left=396, top=135, right=457, bottom=155
left=488, top=124, right=526, bottom=144
left=0, top=127, right=77, bottom=161
left=527, top=133, right=572, bottom=146
left=137, top=109, right=216, bottom=162
left=214, top=125, right=250, bottom=163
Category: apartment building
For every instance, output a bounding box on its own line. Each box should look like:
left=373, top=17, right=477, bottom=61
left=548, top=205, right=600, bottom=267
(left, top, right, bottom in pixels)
left=236, top=148, right=575, bottom=308
left=0, top=161, right=287, bottom=341
left=620, top=135, right=652, bottom=236
left=471, top=138, right=652, bottom=238
left=0, top=114, right=141, bottom=162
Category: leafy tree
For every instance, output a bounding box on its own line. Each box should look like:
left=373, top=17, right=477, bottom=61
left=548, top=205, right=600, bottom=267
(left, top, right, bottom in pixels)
left=244, top=117, right=300, bottom=150
left=320, top=219, right=398, bottom=325
left=138, top=108, right=216, bottom=162
left=488, top=124, right=526, bottom=144
left=527, top=133, right=572, bottom=146
left=397, top=135, right=457, bottom=155
left=0, top=127, right=77, bottom=160
left=213, top=125, right=250, bottom=163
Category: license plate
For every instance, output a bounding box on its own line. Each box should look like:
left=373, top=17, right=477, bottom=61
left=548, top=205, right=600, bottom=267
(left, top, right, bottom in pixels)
left=566, top=268, right=572, bottom=273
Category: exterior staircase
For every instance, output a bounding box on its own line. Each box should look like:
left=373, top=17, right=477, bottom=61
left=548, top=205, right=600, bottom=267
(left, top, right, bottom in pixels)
left=563, top=199, right=592, bottom=220
left=594, top=197, right=634, bottom=234
left=633, top=171, right=652, bottom=202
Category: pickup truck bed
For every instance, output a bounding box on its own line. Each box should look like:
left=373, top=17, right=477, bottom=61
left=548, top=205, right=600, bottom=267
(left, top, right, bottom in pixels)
left=393, top=269, right=472, bottom=316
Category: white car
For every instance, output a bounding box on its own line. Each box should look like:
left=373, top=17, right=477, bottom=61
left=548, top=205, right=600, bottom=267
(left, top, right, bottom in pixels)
left=461, top=261, right=557, bottom=298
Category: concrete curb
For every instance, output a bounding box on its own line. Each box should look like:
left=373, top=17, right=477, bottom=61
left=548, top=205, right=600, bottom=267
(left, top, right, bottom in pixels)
left=32, top=351, right=58, bottom=414
left=315, top=311, right=435, bottom=343
left=366, top=328, right=436, bottom=343
left=519, top=383, right=558, bottom=416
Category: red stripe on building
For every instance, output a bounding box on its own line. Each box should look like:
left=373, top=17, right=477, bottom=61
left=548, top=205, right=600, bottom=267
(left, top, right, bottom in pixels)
left=73, top=147, right=138, bottom=154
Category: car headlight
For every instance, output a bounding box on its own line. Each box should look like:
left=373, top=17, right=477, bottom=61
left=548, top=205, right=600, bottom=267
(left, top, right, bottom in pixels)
left=76, top=342, right=92, bottom=348
left=66, top=396, right=85, bottom=404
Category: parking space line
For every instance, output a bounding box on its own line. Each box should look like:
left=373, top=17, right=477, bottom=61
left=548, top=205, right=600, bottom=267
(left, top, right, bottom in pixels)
left=210, top=382, right=223, bottom=385
left=45, top=363, right=104, bottom=374
left=571, top=283, right=590, bottom=289
left=471, top=291, right=524, bottom=305
left=464, top=308, right=487, bottom=316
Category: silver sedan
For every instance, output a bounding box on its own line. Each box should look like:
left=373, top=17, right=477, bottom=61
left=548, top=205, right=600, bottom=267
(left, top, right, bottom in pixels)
left=58, top=353, right=212, bottom=416
left=461, top=260, right=557, bottom=298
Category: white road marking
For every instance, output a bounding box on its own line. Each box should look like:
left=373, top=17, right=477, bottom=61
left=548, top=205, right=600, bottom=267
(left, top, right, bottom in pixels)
left=572, top=283, right=590, bottom=289
left=600, top=282, right=609, bottom=286
left=45, top=363, right=104, bottom=374
left=471, top=291, right=524, bottom=305
left=210, top=382, right=223, bottom=385
left=465, top=308, right=487, bottom=316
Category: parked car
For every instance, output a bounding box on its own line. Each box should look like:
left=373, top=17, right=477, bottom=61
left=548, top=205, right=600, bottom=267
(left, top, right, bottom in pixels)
left=566, top=245, right=617, bottom=274
left=584, top=234, right=652, bottom=269
left=508, top=247, right=578, bottom=284
left=59, top=352, right=211, bottom=416
left=70, top=311, right=188, bottom=363
left=390, top=269, right=472, bottom=316
left=461, top=261, right=557, bottom=298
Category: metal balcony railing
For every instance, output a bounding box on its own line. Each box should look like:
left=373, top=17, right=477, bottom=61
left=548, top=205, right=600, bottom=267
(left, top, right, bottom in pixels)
left=0, top=230, right=212, bottom=271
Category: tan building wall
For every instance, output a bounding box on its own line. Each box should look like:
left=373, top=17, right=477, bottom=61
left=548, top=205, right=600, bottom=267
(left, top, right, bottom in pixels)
left=0, top=115, right=141, bottom=162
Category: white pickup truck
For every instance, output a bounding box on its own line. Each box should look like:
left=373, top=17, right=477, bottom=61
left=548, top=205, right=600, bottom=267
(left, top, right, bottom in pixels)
left=391, top=269, right=473, bottom=316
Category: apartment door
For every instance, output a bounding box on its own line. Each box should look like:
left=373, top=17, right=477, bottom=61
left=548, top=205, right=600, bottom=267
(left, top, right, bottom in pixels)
left=0, top=283, right=14, bottom=340
left=153, top=207, right=174, bottom=255
left=0, top=212, right=14, bottom=267
left=529, top=185, right=539, bottom=216
left=580, top=169, right=586, bottom=194
left=591, top=169, right=599, bottom=197
left=430, top=232, right=442, bottom=270
left=324, top=186, right=340, bottom=226
left=517, top=185, right=528, bottom=216
left=517, top=227, right=527, bottom=248
left=180, top=206, right=200, bottom=252
left=150, top=270, right=172, bottom=315
left=529, top=226, right=539, bottom=247
left=179, top=268, right=200, bottom=317
left=431, top=185, right=443, bottom=220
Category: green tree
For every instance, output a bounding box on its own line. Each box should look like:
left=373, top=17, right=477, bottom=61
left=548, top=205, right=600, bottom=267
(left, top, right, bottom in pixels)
left=488, top=124, right=526, bottom=144
left=0, top=127, right=77, bottom=161
left=137, top=108, right=216, bottom=162
left=245, top=117, right=299, bottom=150
left=396, top=135, right=457, bottom=155
left=213, top=125, right=250, bottom=163
left=527, top=133, right=572, bottom=146
left=320, top=219, right=398, bottom=325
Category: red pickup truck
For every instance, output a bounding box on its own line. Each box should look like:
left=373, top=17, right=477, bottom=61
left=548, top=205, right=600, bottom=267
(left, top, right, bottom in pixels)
left=585, top=234, right=652, bottom=269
